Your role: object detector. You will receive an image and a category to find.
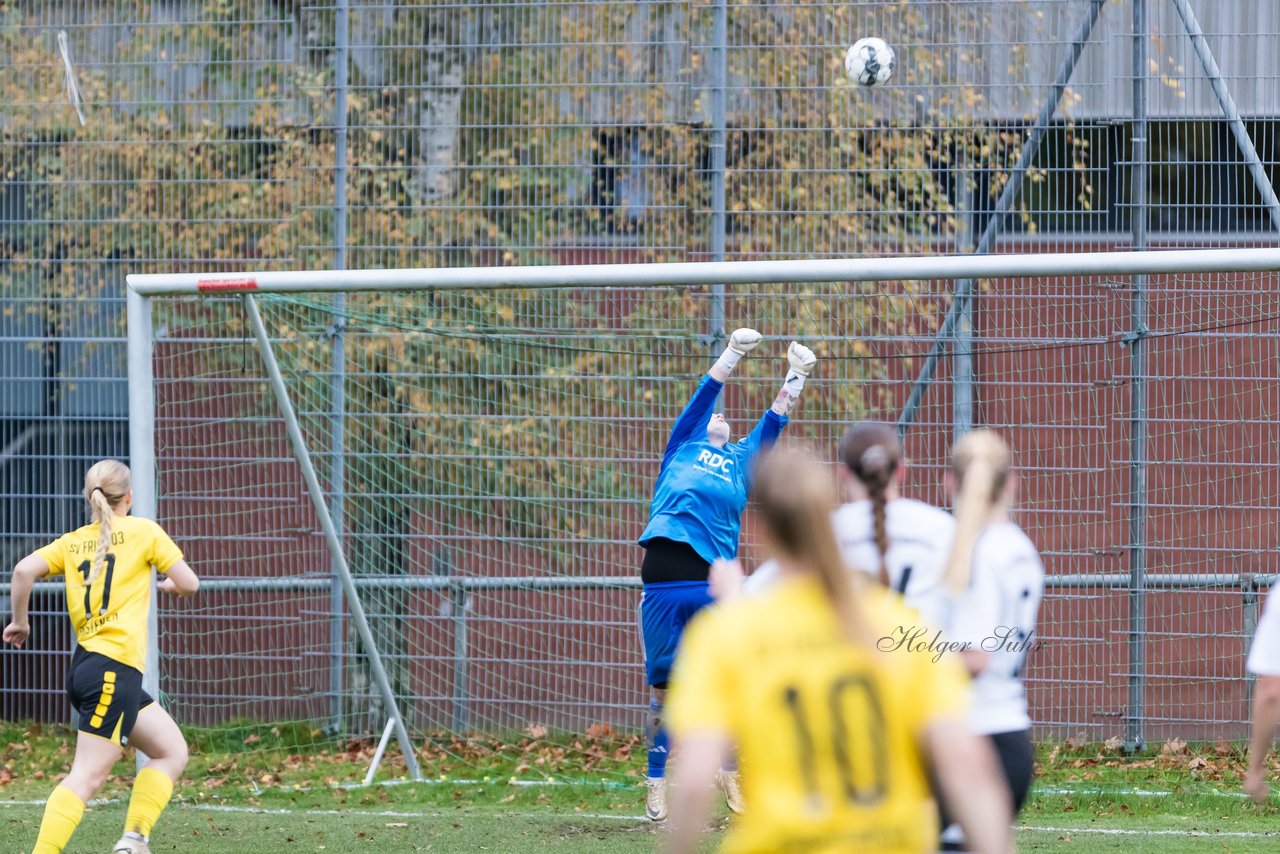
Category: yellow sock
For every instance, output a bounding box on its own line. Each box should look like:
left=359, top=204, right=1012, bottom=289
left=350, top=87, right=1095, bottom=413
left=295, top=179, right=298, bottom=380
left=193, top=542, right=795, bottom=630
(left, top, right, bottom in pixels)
left=32, top=784, right=85, bottom=854
left=124, top=766, right=175, bottom=838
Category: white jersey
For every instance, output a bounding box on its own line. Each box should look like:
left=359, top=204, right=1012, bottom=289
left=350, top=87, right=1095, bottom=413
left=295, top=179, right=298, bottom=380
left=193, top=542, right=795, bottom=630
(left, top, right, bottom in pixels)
left=742, top=498, right=955, bottom=628
left=1247, top=590, right=1280, bottom=675
left=947, top=522, right=1045, bottom=735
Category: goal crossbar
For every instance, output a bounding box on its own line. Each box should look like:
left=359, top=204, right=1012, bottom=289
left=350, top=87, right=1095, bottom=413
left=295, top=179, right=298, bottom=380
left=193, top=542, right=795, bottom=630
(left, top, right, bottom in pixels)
left=126, top=247, right=1280, bottom=295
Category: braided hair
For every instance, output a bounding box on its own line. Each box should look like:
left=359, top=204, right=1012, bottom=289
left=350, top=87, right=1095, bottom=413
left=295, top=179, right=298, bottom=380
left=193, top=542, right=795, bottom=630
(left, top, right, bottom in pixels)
left=838, top=423, right=901, bottom=588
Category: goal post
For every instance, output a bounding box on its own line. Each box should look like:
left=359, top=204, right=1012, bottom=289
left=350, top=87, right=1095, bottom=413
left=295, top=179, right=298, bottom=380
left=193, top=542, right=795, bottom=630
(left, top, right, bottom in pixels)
left=126, top=246, right=1280, bottom=787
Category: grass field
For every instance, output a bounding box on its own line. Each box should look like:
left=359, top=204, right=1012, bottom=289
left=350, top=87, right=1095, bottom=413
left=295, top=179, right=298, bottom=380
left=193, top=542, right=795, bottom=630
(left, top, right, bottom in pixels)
left=2, top=724, right=1279, bottom=852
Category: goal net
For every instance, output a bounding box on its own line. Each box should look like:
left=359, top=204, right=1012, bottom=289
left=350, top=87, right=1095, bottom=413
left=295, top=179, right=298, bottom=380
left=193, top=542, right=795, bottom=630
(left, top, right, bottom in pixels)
left=130, top=250, right=1280, bottom=788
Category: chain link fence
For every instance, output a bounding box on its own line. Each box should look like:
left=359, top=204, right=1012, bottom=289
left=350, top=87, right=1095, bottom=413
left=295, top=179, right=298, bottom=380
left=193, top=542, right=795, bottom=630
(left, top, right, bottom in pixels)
left=4, top=0, right=1280, bottom=745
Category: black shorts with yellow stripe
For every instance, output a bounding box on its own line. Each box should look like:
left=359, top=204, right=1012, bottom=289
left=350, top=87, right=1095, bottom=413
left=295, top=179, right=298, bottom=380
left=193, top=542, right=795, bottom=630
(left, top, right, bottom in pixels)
left=65, top=648, right=154, bottom=747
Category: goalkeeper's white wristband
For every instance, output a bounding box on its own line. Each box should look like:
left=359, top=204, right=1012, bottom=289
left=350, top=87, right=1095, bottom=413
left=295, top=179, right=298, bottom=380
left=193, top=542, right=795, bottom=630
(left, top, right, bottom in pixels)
left=771, top=373, right=806, bottom=416
left=713, top=347, right=745, bottom=377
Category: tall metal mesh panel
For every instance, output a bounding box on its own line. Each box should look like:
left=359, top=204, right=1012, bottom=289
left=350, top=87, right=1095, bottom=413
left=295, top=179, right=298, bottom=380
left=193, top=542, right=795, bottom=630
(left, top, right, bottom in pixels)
left=0, top=0, right=299, bottom=722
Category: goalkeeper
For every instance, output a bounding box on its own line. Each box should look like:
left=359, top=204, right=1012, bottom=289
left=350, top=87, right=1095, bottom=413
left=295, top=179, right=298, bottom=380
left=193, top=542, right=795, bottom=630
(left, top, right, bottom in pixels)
left=637, top=328, right=816, bottom=822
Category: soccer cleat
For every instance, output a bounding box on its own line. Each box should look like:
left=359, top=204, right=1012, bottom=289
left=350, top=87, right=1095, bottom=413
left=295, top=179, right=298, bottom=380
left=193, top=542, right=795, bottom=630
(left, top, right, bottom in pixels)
left=111, top=833, right=151, bottom=854
left=645, top=777, right=668, bottom=822
left=717, top=769, right=745, bottom=814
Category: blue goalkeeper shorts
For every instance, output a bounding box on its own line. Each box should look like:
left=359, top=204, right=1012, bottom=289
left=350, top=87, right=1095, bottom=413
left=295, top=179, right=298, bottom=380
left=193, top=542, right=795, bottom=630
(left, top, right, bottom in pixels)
left=640, top=580, right=714, bottom=688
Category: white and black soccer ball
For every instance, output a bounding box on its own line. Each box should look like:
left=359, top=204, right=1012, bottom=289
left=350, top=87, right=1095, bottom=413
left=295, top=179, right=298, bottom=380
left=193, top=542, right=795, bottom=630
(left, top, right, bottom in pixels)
left=844, top=37, right=895, bottom=87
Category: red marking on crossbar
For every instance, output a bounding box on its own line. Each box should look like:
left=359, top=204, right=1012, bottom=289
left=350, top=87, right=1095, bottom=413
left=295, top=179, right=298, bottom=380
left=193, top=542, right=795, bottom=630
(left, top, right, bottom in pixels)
left=196, top=278, right=259, bottom=292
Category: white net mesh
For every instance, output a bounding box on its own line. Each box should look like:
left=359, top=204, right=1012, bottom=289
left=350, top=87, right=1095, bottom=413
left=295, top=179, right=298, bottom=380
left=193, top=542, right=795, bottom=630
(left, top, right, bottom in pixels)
left=146, top=265, right=1280, bottom=784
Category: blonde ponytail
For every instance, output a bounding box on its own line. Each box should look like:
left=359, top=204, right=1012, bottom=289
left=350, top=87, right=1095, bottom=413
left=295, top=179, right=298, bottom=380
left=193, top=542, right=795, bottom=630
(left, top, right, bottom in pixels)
left=83, top=460, right=132, bottom=585
left=752, top=445, right=871, bottom=647
left=810, top=513, right=866, bottom=645
left=943, top=430, right=1011, bottom=594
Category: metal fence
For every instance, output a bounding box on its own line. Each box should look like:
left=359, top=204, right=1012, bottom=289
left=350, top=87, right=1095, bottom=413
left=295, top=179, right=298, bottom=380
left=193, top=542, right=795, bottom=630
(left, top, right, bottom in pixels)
left=5, top=0, right=1280, bottom=747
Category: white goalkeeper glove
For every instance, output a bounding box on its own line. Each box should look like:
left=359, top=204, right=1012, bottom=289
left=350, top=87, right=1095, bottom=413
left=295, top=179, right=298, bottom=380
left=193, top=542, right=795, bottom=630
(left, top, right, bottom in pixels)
left=713, top=327, right=762, bottom=376
left=727, top=327, right=762, bottom=355
left=772, top=341, right=817, bottom=416
left=787, top=341, right=817, bottom=378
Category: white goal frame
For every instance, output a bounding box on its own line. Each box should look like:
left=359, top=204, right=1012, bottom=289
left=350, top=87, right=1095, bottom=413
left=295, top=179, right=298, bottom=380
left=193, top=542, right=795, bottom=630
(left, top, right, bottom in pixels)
left=127, top=246, right=1280, bottom=764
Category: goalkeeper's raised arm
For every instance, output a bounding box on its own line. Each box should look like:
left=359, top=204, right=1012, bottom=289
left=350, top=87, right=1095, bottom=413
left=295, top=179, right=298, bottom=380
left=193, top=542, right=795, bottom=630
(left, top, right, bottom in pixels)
left=658, top=327, right=761, bottom=467
left=635, top=328, right=817, bottom=822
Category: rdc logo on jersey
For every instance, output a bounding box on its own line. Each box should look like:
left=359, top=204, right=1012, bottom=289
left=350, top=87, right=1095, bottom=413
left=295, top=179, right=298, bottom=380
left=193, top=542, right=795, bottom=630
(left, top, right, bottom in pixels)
left=696, top=450, right=733, bottom=473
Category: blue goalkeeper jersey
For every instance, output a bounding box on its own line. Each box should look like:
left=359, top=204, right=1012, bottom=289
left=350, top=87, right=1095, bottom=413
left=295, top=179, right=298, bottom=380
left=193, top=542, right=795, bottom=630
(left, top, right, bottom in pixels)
left=639, top=375, right=788, bottom=565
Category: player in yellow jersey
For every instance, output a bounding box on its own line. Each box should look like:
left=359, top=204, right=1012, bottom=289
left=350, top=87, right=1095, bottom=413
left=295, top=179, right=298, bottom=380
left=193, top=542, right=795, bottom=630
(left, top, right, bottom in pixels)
left=4, top=460, right=200, bottom=854
left=663, top=446, right=1012, bottom=854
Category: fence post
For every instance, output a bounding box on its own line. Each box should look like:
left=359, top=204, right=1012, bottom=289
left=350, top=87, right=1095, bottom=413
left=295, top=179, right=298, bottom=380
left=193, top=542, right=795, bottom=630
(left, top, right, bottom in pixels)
left=451, top=578, right=469, bottom=733
left=953, top=135, right=976, bottom=440
left=1243, top=576, right=1260, bottom=716
left=1125, top=0, right=1150, bottom=753
left=707, top=0, right=728, bottom=373
left=328, top=0, right=351, bottom=737
left=436, top=547, right=469, bottom=732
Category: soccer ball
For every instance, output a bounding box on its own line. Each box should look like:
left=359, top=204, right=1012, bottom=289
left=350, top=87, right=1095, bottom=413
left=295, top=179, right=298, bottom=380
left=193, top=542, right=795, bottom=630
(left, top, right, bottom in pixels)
left=844, top=37, right=895, bottom=87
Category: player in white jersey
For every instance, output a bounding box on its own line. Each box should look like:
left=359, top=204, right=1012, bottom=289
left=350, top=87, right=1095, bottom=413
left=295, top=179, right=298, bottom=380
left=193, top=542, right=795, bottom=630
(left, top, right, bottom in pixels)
left=740, top=423, right=954, bottom=630
left=830, top=422, right=954, bottom=625
left=937, top=429, right=1044, bottom=850
left=1243, top=587, right=1280, bottom=801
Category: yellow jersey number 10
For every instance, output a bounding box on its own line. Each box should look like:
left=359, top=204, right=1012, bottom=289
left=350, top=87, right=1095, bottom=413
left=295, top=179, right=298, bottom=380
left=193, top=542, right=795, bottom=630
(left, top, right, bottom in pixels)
left=781, top=674, right=889, bottom=811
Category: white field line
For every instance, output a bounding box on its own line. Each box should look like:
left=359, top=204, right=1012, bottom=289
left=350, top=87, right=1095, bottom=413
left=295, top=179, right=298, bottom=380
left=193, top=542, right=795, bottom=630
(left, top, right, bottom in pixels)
left=2, top=800, right=1274, bottom=836
left=0, top=798, right=643, bottom=822
left=339, top=779, right=1249, bottom=798
left=186, top=804, right=645, bottom=822
left=1037, top=785, right=1249, bottom=799
left=1020, top=824, right=1277, bottom=839
left=1, top=797, right=121, bottom=807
